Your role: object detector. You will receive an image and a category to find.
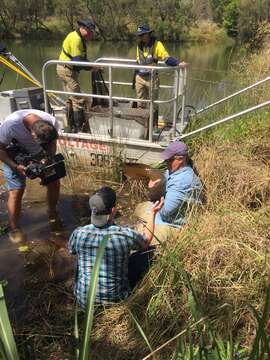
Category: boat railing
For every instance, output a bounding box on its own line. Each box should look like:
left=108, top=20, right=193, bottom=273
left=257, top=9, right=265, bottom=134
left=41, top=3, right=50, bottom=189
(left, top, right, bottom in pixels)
left=42, top=59, right=187, bottom=142
left=95, top=57, right=180, bottom=90
left=181, top=76, right=270, bottom=139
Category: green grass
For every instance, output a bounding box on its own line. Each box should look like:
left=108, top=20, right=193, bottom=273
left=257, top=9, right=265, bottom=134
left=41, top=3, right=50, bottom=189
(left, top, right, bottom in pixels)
left=130, top=272, right=270, bottom=359
left=0, top=282, right=19, bottom=360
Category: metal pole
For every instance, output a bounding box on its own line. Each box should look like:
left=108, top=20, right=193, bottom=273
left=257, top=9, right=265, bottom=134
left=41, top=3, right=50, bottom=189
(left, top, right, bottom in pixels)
left=180, top=67, right=187, bottom=131
left=10, top=54, right=41, bottom=84
left=196, top=76, right=270, bottom=115
left=181, top=99, right=270, bottom=139
left=172, top=68, right=180, bottom=137
left=148, top=70, right=154, bottom=142
left=97, top=80, right=173, bottom=89
left=108, top=66, right=113, bottom=137
left=42, top=63, right=49, bottom=113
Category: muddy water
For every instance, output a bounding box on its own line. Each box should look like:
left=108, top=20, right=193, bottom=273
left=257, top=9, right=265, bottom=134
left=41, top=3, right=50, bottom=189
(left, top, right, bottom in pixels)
left=0, top=181, right=83, bottom=319
left=0, top=165, right=160, bottom=319
left=0, top=175, right=93, bottom=319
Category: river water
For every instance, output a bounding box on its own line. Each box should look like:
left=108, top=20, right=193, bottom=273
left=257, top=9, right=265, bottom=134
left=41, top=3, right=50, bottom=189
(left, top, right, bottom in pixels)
left=1, top=40, right=236, bottom=111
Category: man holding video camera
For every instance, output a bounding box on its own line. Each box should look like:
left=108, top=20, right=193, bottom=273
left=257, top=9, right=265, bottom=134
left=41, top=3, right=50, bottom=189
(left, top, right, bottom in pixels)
left=0, top=109, right=60, bottom=242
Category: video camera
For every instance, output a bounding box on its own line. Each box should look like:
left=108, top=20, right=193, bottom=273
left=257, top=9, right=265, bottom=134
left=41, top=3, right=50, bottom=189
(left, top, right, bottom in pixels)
left=6, top=140, right=66, bottom=186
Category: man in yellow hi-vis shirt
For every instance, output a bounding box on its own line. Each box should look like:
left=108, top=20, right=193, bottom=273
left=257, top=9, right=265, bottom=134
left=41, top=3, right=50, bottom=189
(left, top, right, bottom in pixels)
left=57, top=19, right=95, bottom=133
left=134, top=24, right=188, bottom=127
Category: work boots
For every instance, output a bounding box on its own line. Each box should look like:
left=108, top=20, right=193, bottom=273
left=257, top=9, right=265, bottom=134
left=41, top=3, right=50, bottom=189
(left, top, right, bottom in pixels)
left=73, top=110, right=86, bottom=133
left=65, top=99, right=76, bottom=133
left=153, top=109, right=159, bottom=131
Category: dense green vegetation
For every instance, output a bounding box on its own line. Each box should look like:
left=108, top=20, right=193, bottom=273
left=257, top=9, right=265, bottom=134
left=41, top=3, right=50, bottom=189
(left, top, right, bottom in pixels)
left=0, top=0, right=269, bottom=44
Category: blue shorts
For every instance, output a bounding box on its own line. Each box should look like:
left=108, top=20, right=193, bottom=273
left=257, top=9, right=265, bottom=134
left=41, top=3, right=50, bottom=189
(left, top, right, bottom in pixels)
left=3, top=164, right=26, bottom=190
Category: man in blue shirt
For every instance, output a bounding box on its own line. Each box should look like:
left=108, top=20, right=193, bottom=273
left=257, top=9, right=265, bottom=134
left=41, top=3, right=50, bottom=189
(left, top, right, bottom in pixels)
left=135, top=140, right=202, bottom=238
left=149, top=140, right=203, bottom=227
left=68, top=186, right=163, bottom=308
left=148, top=140, right=203, bottom=227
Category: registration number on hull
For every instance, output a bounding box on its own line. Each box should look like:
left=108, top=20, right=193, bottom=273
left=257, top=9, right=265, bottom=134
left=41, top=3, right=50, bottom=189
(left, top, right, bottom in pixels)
left=58, top=137, right=124, bottom=166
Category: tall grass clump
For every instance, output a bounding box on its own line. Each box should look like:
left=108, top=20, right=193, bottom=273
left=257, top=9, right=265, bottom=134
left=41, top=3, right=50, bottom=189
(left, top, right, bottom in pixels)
left=188, top=21, right=231, bottom=44
left=87, top=44, right=270, bottom=359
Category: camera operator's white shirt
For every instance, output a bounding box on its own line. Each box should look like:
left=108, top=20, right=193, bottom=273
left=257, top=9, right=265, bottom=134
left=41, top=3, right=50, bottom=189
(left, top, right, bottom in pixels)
left=0, top=109, right=59, bottom=155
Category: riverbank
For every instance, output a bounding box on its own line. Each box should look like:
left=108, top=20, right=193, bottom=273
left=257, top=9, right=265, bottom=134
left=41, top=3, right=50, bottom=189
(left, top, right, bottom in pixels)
left=2, top=17, right=231, bottom=45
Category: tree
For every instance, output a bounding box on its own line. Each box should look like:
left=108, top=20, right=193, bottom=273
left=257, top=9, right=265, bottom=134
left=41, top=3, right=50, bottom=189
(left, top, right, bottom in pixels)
left=223, top=0, right=239, bottom=37
left=192, top=0, right=213, bottom=22
left=237, top=0, right=270, bottom=43
left=53, top=0, right=86, bottom=29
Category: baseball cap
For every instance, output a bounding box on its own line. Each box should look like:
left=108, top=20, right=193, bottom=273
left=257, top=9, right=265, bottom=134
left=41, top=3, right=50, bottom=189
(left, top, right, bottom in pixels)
left=160, top=140, right=188, bottom=161
left=89, top=187, right=116, bottom=227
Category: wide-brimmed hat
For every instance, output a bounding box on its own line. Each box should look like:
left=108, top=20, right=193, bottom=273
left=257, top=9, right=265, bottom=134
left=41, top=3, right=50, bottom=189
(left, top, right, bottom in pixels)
left=89, top=187, right=116, bottom=227
left=77, top=19, right=96, bottom=32
left=135, top=24, right=153, bottom=36
left=160, top=141, right=188, bottom=161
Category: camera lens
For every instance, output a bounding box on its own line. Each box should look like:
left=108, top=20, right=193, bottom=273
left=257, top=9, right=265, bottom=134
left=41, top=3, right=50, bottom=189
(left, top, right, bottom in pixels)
left=25, top=163, right=42, bottom=179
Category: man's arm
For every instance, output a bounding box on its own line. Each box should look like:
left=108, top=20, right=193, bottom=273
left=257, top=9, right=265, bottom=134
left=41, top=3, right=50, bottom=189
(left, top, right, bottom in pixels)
left=158, top=187, right=185, bottom=220
left=128, top=198, right=164, bottom=251
left=0, top=143, right=25, bottom=175
left=155, top=40, right=188, bottom=68
left=143, top=198, right=164, bottom=248
left=147, top=168, right=166, bottom=190
left=67, top=35, right=100, bottom=71
left=46, top=140, right=57, bottom=156
left=68, top=229, right=79, bottom=254
left=166, top=57, right=188, bottom=68
left=155, top=41, right=179, bottom=66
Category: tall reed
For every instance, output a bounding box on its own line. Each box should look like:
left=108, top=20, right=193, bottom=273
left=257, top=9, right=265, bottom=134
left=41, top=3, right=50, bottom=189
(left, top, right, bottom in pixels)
left=76, top=235, right=109, bottom=360
left=0, top=282, right=20, bottom=360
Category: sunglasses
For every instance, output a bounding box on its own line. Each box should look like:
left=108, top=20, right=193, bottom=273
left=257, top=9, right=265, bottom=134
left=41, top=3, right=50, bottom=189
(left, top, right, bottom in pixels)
left=165, top=155, right=185, bottom=162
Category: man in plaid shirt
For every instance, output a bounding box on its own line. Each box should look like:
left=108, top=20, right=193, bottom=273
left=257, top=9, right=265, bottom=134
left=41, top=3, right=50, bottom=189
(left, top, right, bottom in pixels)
left=68, top=186, right=163, bottom=308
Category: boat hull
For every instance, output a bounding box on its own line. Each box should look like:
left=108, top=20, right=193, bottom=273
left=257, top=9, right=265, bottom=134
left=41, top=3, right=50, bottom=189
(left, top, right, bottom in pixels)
left=57, top=132, right=165, bottom=167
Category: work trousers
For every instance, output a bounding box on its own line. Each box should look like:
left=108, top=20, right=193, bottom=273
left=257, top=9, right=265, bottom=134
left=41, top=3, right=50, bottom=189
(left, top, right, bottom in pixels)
left=135, top=74, right=159, bottom=110
left=56, top=64, right=85, bottom=111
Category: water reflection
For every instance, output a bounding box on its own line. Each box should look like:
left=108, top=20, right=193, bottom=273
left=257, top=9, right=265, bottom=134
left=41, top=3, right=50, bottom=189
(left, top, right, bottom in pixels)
left=0, top=190, right=75, bottom=320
